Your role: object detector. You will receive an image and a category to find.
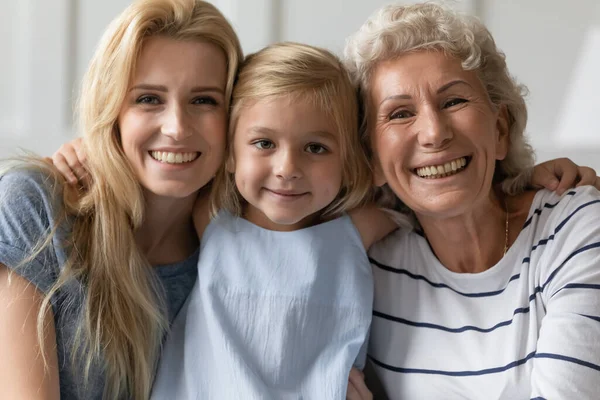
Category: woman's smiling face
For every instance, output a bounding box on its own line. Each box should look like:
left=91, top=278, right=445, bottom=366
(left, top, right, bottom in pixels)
left=118, top=36, right=228, bottom=201
left=368, top=50, right=509, bottom=220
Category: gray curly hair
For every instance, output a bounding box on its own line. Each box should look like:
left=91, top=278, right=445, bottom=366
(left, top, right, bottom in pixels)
left=343, top=2, right=535, bottom=196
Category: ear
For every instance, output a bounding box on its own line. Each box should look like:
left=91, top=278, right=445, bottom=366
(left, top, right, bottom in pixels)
left=495, top=105, right=510, bottom=161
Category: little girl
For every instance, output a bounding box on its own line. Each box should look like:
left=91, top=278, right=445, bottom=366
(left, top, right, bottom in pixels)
left=150, top=42, right=398, bottom=399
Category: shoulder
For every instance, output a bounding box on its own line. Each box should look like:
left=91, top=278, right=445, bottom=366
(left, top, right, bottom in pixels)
left=0, top=166, right=67, bottom=293
left=0, top=166, right=65, bottom=234
left=0, top=166, right=62, bottom=210
left=525, top=186, right=600, bottom=238
left=368, top=226, right=426, bottom=267
left=523, top=187, right=600, bottom=294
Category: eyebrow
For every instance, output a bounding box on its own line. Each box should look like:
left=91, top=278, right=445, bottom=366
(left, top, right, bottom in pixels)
left=378, top=79, right=473, bottom=106
left=248, top=126, right=337, bottom=140
left=436, top=79, right=472, bottom=94
left=129, top=84, right=225, bottom=94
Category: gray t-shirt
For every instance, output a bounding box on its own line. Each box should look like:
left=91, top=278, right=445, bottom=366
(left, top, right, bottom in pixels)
left=0, top=169, right=199, bottom=399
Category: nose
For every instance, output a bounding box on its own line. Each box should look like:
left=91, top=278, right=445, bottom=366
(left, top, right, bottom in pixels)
left=274, top=149, right=302, bottom=180
left=160, top=104, right=192, bottom=141
left=416, top=108, right=453, bottom=148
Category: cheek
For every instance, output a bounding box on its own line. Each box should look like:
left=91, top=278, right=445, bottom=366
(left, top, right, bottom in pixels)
left=118, top=112, right=148, bottom=151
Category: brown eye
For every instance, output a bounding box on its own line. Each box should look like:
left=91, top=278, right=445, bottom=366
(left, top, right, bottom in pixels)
left=305, top=143, right=328, bottom=154
left=192, top=96, right=218, bottom=106
left=390, top=109, right=414, bottom=120
left=444, top=98, right=468, bottom=108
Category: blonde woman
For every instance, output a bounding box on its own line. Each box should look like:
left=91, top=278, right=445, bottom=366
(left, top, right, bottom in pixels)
left=0, top=0, right=241, bottom=399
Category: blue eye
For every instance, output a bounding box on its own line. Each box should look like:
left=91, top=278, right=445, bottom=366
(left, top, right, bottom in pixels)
left=306, top=143, right=327, bottom=154
left=253, top=140, right=275, bottom=150
left=136, top=95, right=160, bottom=105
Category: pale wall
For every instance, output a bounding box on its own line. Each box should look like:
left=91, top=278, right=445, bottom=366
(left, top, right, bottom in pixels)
left=2, top=0, right=598, bottom=170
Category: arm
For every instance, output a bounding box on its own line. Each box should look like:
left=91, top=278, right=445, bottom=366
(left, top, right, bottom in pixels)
left=531, top=158, right=599, bottom=195
left=349, top=204, right=399, bottom=249
left=0, top=264, right=60, bottom=400
left=530, top=187, right=600, bottom=398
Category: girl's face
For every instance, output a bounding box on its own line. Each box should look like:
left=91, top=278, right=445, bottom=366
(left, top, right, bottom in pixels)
left=118, top=36, right=228, bottom=201
left=230, top=95, right=344, bottom=231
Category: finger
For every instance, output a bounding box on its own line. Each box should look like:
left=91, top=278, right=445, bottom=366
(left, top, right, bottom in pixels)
left=51, top=153, right=78, bottom=184
left=73, top=138, right=88, bottom=165
left=555, top=161, right=578, bottom=196
left=348, top=369, right=372, bottom=400
left=594, top=176, right=600, bottom=191
left=531, top=169, right=559, bottom=191
left=56, top=144, right=87, bottom=183
left=346, top=380, right=359, bottom=400
left=575, top=166, right=597, bottom=187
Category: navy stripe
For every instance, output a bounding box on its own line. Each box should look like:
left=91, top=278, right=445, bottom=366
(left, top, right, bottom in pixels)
left=522, top=191, right=576, bottom=230
left=535, top=353, right=600, bottom=372
left=374, top=290, right=540, bottom=333
left=372, top=241, right=600, bottom=333
left=580, top=314, right=600, bottom=323
left=368, top=351, right=535, bottom=376
left=370, top=257, right=522, bottom=298
left=541, top=242, right=600, bottom=294
left=561, top=283, right=600, bottom=290
left=373, top=306, right=531, bottom=333
left=530, top=397, right=547, bottom=400
left=371, top=197, right=600, bottom=298
left=526, top=199, right=600, bottom=256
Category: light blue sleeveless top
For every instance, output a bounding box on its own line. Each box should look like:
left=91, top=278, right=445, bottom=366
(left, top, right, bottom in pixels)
left=151, top=211, right=373, bottom=399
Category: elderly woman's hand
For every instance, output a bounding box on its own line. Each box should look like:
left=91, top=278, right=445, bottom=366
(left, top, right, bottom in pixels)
left=346, top=368, right=373, bottom=400
left=531, top=158, right=599, bottom=195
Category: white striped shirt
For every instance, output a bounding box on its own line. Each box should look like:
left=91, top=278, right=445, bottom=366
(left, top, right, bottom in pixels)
left=368, top=186, right=600, bottom=399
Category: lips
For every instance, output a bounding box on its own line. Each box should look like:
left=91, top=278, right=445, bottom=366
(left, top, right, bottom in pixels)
left=266, top=189, right=307, bottom=197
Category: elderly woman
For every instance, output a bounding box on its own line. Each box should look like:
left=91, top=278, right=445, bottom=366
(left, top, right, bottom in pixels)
left=344, top=3, right=600, bottom=399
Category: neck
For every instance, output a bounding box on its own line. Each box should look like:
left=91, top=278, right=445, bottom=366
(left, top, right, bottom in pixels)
left=136, top=191, right=199, bottom=265
left=417, top=189, right=533, bottom=274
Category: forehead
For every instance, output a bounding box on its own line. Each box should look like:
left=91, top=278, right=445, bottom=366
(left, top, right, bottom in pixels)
left=370, top=50, right=484, bottom=100
left=237, top=95, right=338, bottom=137
left=131, top=36, right=227, bottom=87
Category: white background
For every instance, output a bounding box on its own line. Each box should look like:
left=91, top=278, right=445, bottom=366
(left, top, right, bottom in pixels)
left=1, top=0, right=598, bottom=170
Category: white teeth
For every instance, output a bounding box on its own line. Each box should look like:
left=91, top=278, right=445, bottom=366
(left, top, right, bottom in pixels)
left=415, top=157, right=468, bottom=178
left=150, top=151, right=199, bottom=164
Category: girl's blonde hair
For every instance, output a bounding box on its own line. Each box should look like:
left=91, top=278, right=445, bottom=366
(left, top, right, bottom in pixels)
left=344, top=2, right=535, bottom=196
left=3, top=1, right=241, bottom=398
left=210, top=42, right=372, bottom=218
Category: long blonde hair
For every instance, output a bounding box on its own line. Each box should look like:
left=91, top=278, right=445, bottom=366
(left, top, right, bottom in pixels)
left=4, top=0, right=241, bottom=398
left=210, top=42, right=372, bottom=218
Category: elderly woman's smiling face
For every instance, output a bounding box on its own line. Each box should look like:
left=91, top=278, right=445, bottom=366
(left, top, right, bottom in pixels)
left=369, top=50, right=509, bottom=219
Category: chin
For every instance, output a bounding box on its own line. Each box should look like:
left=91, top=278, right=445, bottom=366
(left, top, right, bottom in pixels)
left=142, top=182, right=204, bottom=200
left=263, top=211, right=313, bottom=230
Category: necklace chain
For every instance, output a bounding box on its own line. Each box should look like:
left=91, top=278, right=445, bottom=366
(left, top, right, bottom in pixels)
left=503, top=198, right=510, bottom=255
